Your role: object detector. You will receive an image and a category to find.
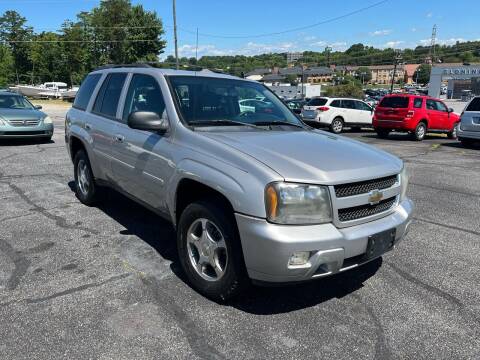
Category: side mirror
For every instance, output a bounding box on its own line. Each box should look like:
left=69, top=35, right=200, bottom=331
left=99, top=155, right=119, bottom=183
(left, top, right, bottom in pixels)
left=34, top=105, right=43, bottom=110
left=127, top=111, right=169, bottom=133
left=448, top=107, right=454, bottom=113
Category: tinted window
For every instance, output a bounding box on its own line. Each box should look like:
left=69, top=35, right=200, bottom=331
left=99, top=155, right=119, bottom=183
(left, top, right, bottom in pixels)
left=426, top=99, right=437, bottom=110
left=466, top=97, right=480, bottom=112
left=307, top=98, right=328, bottom=106
left=73, top=74, right=102, bottom=110
left=413, top=98, right=423, bottom=108
left=342, top=100, right=356, bottom=109
left=123, top=74, right=166, bottom=122
left=93, top=73, right=127, bottom=118
left=379, top=96, right=409, bottom=108
left=330, top=100, right=341, bottom=108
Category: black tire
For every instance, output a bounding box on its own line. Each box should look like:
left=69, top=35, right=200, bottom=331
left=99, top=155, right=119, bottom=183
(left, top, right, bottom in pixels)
left=73, top=150, right=100, bottom=206
left=447, top=122, right=459, bottom=139
left=412, top=122, right=427, bottom=141
left=177, top=200, right=248, bottom=302
left=330, top=117, right=344, bottom=134
left=376, top=129, right=390, bottom=139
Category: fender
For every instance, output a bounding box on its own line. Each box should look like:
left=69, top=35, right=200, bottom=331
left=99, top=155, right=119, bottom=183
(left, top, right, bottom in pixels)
left=68, top=125, right=104, bottom=180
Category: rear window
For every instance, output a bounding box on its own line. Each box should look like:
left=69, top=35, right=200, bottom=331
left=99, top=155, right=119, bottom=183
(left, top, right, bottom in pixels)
left=73, top=74, right=102, bottom=110
left=307, top=98, right=328, bottom=106
left=466, top=97, right=480, bottom=112
left=379, top=96, right=409, bottom=108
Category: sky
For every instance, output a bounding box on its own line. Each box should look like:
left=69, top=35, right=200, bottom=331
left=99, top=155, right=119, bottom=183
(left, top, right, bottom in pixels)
left=0, top=0, right=478, bottom=59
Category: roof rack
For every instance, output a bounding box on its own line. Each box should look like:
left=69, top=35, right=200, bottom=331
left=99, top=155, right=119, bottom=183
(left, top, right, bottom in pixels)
left=94, top=63, right=153, bottom=71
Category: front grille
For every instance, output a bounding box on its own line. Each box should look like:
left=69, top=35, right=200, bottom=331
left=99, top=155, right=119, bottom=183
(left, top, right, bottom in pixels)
left=334, top=175, right=397, bottom=198
left=8, top=119, right=40, bottom=127
left=338, top=197, right=396, bottom=222
left=0, top=130, right=47, bottom=135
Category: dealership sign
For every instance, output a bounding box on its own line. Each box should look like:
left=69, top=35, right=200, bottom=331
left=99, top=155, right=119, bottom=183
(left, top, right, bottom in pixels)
left=442, top=67, right=480, bottom=76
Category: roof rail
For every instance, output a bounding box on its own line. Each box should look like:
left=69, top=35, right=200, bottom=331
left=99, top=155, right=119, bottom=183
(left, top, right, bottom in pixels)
left=94, top=63, right=153, bottom=71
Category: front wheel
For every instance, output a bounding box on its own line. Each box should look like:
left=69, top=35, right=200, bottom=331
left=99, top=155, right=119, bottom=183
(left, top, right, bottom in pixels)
left=330, top=117, right=344, bottom=134
left=447, top=123, right=459, bottom=139
left=177, top=200, right=248, bottom=302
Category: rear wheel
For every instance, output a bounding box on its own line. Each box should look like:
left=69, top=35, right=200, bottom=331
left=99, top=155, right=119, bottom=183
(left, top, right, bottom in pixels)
left=447, top=122, right=459, bottom=139
left=177, top=200, right=248, bottom=302
left=74, top=150, right=100, bottom=205
left=330, top=117, right=344, bottom=134
left=412, top=122, right=427, bottom=141
left=376, top=129, right=390, bottom=139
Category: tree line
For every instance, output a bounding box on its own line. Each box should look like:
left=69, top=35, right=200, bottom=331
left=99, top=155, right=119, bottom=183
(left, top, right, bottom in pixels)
left=0, top=0, right=166, bottom=87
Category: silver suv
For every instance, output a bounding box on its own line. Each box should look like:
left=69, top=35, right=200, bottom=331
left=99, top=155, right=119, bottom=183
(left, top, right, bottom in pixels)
left=66, top=65, right=413, bottom=301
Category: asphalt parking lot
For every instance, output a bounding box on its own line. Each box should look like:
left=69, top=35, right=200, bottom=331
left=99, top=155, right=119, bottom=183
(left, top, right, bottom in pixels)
left=1, top=103, right=479, bottom=360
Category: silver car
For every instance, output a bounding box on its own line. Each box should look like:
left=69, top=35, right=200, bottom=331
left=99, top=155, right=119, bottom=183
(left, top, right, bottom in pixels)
left=458, top=96, right=480, bottom=147
left=66, top=65, right=414, bottom=301
left=0, top=92, right=54, bottom=141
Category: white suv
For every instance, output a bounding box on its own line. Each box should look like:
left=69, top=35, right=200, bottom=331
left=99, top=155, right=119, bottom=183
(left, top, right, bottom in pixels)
left=301, top=97, right=374, bottom=133
left=458, top=96, right=480, bottom=147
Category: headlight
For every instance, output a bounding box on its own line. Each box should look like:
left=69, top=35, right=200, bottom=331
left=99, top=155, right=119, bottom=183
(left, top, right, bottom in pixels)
left=42, top=116, right=52, bottom=124
left=265, top=182, right=332, bottom=225
left=400, top=166, right=409, bottom=201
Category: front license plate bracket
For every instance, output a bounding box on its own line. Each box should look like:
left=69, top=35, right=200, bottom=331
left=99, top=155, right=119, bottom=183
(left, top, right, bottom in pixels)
left=364, top=228, right=396, bottom=260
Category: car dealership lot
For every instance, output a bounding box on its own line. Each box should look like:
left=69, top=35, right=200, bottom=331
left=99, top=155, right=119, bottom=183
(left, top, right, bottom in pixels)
left=0, top=104, right=479, bottom=360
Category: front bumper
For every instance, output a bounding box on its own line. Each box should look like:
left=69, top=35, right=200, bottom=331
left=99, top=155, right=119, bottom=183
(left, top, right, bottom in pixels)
left=0, top=123, right=54, bottom=138
left=235, top=198, right=414, bottom=283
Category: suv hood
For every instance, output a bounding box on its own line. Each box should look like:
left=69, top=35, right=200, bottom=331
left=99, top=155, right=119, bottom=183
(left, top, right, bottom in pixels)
left=204, top=130, right=402, bottom=184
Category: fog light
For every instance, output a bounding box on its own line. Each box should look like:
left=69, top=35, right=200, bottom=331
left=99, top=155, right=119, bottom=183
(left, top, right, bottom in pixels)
left=288, top=251, right=310, bottom=267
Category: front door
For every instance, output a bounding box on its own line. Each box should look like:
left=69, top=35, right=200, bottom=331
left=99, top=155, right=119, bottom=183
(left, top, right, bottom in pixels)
left=111, top=73, right=173, bottom=213
left=354, top=100, right=374, bottom=124
left=426, top=99, right=444, bottom=129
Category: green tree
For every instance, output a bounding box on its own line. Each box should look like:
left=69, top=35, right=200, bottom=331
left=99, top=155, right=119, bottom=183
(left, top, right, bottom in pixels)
left=0, top=44, right=13, bottom=86
left=0, top=10, right=33, bottom=82
left=413, top=64, right=431, bottom=84
left=355, top=66, right=372, bottom=84
left=325, top=83, right=363, bottom=99
left=285, top=74, right=298, bottom=85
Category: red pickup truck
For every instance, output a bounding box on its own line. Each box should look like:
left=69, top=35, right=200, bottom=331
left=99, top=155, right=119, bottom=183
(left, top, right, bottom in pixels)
left=373, top=94, right=460, bottom=141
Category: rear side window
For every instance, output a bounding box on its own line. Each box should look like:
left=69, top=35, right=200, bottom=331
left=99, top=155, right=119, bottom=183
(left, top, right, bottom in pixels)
left=466, top=97, right=480, bottom=111
left=93, top=73, right=127, bottom=118
left=73, top=74, right=102, bottom=111
left=413, top=98, right=423, bottom=108
left=379, top=96, right=409, bottom=108
left=307, top=98, right=328, bottom=106
left=342, top=100, right=356, bottom=109
left=330, top=100, right=341, bottom=108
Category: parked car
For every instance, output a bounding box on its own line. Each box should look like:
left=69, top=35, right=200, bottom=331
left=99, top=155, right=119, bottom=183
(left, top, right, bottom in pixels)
left=0, top=91, right=53, bottom=141
left=373, top=94, right=460, bottom=141
left=66, top=65, right=413, bottom=301
left=301, top=97, right=374, bottom=133
left=239, top=99, right=274, bottom=113
left=458, top=96, right=480, bottom=147
left=284, top=99, right=306, bottom=114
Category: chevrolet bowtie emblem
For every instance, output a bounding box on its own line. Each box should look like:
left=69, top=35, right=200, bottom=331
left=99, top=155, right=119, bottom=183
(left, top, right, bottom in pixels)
left=368, top=189, right=383, bottom=205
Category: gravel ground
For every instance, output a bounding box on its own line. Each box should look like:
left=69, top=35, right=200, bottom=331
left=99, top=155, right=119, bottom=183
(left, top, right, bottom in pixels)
left=0, top=103, right=479, bottom=360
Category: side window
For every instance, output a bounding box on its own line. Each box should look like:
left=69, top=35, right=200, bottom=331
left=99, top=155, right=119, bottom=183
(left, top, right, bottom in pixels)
left=342, top=100, right=356, bottom=109
left=413, top=98, right=423, bottom=108
left=355, top=101, right=371, bottom=111
left=123, top=74, right=166, bottom=122
left=73, top=74, right=102, bottom=111
left=330, top=100, right=341, bottom=108
left=93, top=73, right=127, bottom=118
left=426, top=99, right=436, bottom=111
left=435, top=101, right=448, bottom=112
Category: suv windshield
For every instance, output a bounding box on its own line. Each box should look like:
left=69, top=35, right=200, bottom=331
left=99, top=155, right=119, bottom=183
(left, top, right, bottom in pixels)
left=168, top=76, right=303, bottom=128
left=379, top=96, right=409, bottom=108
left=0, top=95, right=34, bottom=110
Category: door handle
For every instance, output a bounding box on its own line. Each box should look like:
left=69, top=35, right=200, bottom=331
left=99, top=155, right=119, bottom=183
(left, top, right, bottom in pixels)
left=114, top=134, right=125, bottom=143
left=85, top=123, right=92, bottom=131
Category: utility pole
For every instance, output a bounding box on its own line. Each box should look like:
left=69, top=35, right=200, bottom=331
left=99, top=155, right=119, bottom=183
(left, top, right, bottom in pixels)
left=173, top=0, right=179, bottom=69
left=428, top=24, right=437, bottom=64
left=195, top=27, right=199, bottom=62
left=390, top=50, right=402, bottom=94
left=325, top=46, right=332, bottom=67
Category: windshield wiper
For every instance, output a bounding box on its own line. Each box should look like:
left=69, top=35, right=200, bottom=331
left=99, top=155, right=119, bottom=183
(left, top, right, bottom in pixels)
left=189, top=119, right=265, bottom=130
left=252, top=121, right=305, bottom=129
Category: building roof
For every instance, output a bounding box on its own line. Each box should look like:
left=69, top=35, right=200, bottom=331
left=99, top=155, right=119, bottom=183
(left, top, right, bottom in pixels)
left=245, top=68, right=272, bottom=76
left=304, top=67, right=333, bottom=76
left=278, top=67, right=303, bottom=75
left=261, top=74, right=287, bottom=82
left=404, top=64, right=420, bottom=76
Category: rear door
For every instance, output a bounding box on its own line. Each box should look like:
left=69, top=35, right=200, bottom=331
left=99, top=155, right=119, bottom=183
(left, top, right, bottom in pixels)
left=461, top=97, right=480, bottom=132
left=112, top=73, right=173, bottom=212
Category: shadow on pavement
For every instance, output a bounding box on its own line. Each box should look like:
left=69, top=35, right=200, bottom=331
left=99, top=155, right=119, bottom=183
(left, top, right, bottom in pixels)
left=0, top=138, right=54, bottom=146
left=67, top=181, right=382, bottom=313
